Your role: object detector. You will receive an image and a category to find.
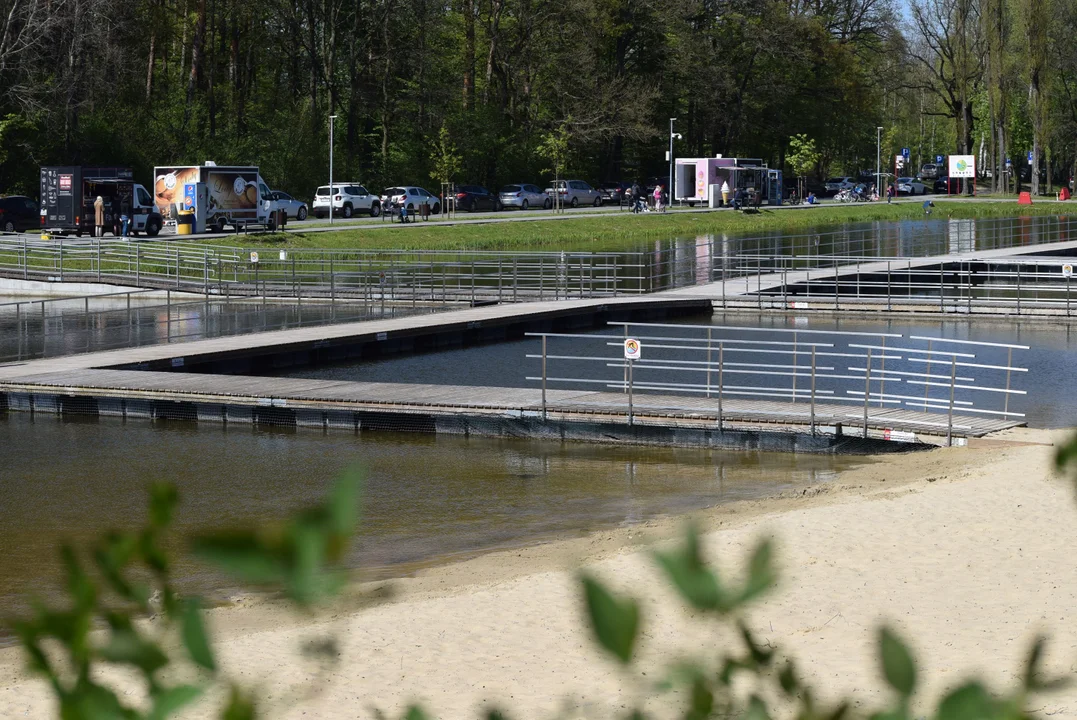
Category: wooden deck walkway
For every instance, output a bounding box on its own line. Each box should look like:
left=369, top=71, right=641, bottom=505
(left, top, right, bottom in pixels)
left=0, top=367, right=1020, bottom=441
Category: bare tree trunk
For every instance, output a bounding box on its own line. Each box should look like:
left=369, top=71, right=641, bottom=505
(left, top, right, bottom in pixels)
left=462, top=0, right=474, bottom=110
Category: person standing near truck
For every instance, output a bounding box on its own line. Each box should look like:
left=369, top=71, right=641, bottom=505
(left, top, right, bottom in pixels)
left=93, top=196, right=105, bottom=237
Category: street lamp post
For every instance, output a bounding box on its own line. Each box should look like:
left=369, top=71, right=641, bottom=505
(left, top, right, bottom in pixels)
left=876, top=126, right=883, bottom=200
left=668, top=118, right=678, bottom=208
left=329, top=114, right=338, bottom=225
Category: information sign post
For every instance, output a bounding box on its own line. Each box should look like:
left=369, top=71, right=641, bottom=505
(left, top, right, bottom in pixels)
left=624, top=339, right=641, bottom=426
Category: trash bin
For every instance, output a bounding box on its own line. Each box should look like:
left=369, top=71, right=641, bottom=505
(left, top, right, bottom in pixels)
left=176, top=210, right=194, bottom=235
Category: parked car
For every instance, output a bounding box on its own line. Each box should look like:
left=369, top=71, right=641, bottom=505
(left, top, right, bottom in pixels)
left=313, top=184, right=380, bottom=218
left=269, top=190, right=308, bottom=220
left=498, top=184, right=551, bottom=210
left=453, top=185, right=500, bottom=212
left=598, top=182, right=631, bottom=204
left=545, top=180, right=602, bottom=208
left=934, top=176, right=952, bottom=193
left=0, top=195, right=40, bottom=232
left=381, top=186, right=442, bottom=214
left=919, top=163, right=941, bottom=180
left=897, top=177, right=928, bottom=195
left=824, top=177, right=857, bottom=194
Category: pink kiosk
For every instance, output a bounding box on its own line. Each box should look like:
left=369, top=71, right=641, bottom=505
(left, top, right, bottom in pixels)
left=673, top=156, right=783, bottom=207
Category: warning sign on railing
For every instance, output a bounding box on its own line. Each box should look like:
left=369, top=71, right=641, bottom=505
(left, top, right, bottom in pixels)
left=1063, top=263, right=1073, bottom=278
left=624, top=338, right=642, bottom=360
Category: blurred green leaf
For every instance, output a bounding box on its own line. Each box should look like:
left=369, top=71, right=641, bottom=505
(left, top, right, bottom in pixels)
left=1022, top=635, right=1070, bottom=691
left=60, top=680, right=136, bottom=719
left=98, top=617, right=169, bottom=677
left=61, top=545, right=96, bottom=610
left=738, top=539, right=776, bottom=605
left=686, top=676, right=714, bottom=720
left=192, top=532, right=287, bottom=586
left=778, top=660, right=799, bottom=695
left=403, top=706, right=429, bottom=720
left=739, top=621, right=775, bottom=667
left=743, top=695, right=771, bottom=720
left=148, top=684, right=203, bottom=720
left=653, top=525, right=722, bottom=611
left=879, top=626, right=917, bottom=697
left=181, top=598, right=216, bottom=672
left=221, top=685, right=256, bottom=720
left=580, top=574, right=640, bottom=664
left=149, top=483, right=179, bottom=529
left=935, top=682, right=994, bottom=720
left=327, top=469, right=363, bottom=541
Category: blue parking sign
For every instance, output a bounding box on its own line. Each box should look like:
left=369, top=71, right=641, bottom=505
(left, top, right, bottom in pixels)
left=902, top=147, right=910, bottom=158
left=935, top=155, right=944, bottom=164
left=1028, top=150, right=1034, bottom=163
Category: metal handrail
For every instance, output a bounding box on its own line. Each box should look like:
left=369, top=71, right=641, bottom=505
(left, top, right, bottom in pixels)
left=525, top=322, right=1027, bottom=444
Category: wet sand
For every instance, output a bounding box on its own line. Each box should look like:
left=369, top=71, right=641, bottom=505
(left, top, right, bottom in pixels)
left=2, top=427, right=1075, bottom=718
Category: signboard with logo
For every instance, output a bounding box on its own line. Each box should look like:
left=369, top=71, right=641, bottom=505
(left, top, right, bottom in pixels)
left=624, top=338, right=642, bottom=361
left=948, top=155, right=976, bottom=178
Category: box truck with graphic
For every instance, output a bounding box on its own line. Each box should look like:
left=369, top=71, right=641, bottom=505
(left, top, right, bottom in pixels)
left=152, top=163, right=273, bottom=232
left=39, top=166, right=163, bottom=236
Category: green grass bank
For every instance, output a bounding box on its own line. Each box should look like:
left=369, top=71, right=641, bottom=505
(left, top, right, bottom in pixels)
left=195, top=201, right=1073, bottom=253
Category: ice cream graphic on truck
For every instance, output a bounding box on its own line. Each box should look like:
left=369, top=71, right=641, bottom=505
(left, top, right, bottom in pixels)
left=153, top=162, right=271, bottom=232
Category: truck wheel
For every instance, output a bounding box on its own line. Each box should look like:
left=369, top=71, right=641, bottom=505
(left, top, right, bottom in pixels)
left=342, top=204, right=353, bottom=219
left=146, top=219, right=161, bottom=237
left=297, top=207, right=307, bottom=221
left=370, top=203, right=381, bottom=217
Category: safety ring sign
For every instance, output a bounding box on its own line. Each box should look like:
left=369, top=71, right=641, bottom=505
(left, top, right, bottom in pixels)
left=624, top=338, right=642, bottom=360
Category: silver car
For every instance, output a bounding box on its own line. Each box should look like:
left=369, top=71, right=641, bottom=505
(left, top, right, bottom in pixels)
left=545, top=179, right=602, bottom=208
left=498, top=184, right=551, bottom=210
left=269, top=191, right=308, bottom=220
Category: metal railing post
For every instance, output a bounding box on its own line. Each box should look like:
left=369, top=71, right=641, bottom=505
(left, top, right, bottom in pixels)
left=947, top=355, right=957, bottom=447
left=1004, top=347, right=1012, bottom=415
left=706, top=328, right=713, bottom=398
left=1016, top=264, right=1021, bottom=314
left=717, top=342, right=724, bottom=431
left=863, top=347, right=872, bottom=438
left=541, top=335, right=547, bottom=421
left=887, top=261, right=892, bottom=311
left=791, top=331, right=798, bottom=403
left=627, top=358, right=634, bottom=427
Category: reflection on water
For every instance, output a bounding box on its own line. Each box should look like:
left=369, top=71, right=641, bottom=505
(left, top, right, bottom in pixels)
left=0, top=413, right=862, bottom=622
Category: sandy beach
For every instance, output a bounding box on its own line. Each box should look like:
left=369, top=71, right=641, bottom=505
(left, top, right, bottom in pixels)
left=3, top=427, right=1076, bottom=718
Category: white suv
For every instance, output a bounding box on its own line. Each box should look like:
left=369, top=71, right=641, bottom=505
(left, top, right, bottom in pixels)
left=312, top=184, right=381, bottom=219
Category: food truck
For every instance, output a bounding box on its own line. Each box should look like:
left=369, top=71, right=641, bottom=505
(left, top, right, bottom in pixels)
left=39, top=166, right=163, bottom=236
left=673, top=156, right=783, bottom=206
left=152, top=162, right=272, bottom=232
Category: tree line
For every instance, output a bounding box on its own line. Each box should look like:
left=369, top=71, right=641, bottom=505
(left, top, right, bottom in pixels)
left=0, top=0, right=1071, bottom=199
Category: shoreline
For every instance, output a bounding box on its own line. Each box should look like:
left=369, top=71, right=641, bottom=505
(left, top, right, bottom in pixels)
left=2, top=428, right=1075, bottom=717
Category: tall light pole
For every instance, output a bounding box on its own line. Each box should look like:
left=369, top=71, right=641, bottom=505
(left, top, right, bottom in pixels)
left=876, top=126, right=883, bottom=199
left=329, top=114, right=338, bottom=225
left=668, top=118, right=681, bottom=207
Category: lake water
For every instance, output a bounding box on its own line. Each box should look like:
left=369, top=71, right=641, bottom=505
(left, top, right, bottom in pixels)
left=0, top=412, right=859, bottom=627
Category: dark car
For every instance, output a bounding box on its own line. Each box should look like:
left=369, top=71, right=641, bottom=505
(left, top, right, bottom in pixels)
left=934, top=176, right=951, bottom=193
left=598, top=182, right=631, bottom=204
left=455, top=185, right=500, bottom=212
left=0, top=195, right=40, bottom=232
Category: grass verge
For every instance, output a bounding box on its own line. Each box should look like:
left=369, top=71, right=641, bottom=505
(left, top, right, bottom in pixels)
left=189, top=201, right=1072, bottom=252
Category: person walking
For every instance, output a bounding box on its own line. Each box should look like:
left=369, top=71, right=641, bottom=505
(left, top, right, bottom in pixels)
left=653, top=184, right=664, bottom=212
left=886, top=184, right=894, bottom=204
left=93, top=195, right=105, bottom=237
